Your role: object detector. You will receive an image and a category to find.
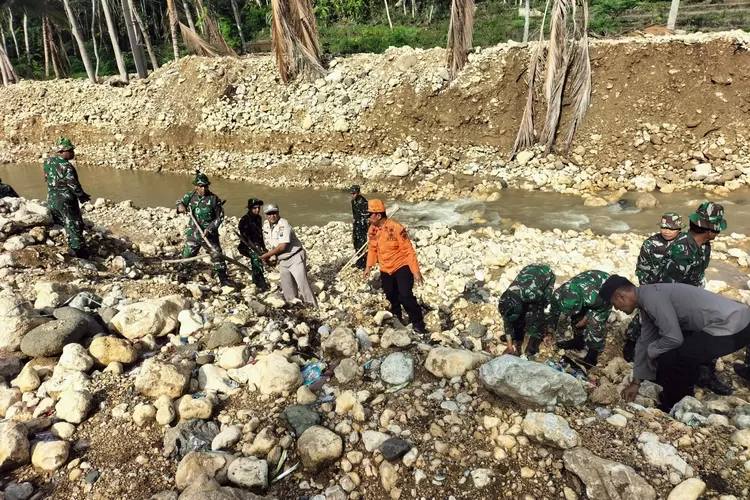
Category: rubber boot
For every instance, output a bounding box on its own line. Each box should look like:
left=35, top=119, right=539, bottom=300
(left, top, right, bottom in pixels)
left=557, top=336, right=585, bottom=351
left=216, top=269, right=237, bottom=288
left=525, top=337, right=542, bottom=359
left=582, top=349, right=600, bottom=368
left=71, top=246, right=90, bottom=260
left=696, top=365, right=733, bottom=396
left=623, top=338, right=636, bottom=363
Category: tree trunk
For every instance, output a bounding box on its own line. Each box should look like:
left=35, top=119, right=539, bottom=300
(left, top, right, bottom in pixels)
left=23, top=13, right=30, bottom=64
left=183, top=0, right=197, bottom=32
left=0, top=48, right=9, bottom=86
left=129, top=0, right=159, bottom=70
left=0, top=23, right=6, bottom=56
left=61, top=0, right=96, bottom=83
left=121, top=0, right=148, bottom=77
left=411, top=0, right=416, bottom=18
left=523, top=0, right=530, bottom=42
left=166, top=0, right=180, bottom=60
left=384, top=0, right=393, bottom=29
left=42, top=16, right=50, bottom=78
left=230, top=0, right=246, bottom=52
left=100, top=0, right=130, bottom=82
left=8, top=9, right=20, bottom=58
left=667, top=0, right=679, bottom=30
left=91, top=0, right=101, bottom=79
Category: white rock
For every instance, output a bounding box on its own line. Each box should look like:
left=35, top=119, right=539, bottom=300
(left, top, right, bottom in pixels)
left=233, top=351, right=302, bottom=395
left=516, top=151, right=534, bottom=166
left=227, top=457, right=269, bottom=490
left=522, top=413, right=581, bottom=449
left=11, top=365, right=41, bottom=393
left=88, top=336, right=138, bottom=365
left=133, top=403, right=157, bottom=427
left=212, top=425, right=243, bottom=451
left=218, top=346, right=250, bottom=370
left=389, top=162, right=412, bottom=177
left=380, top=352, right=414, bottom=385
left=58, top=343, right=94, bottom=373
left=31, top=440, right=70, bottom=471
left=606, top=414, right=628, bottom=428
left=297, top=426, right=343, bottom=472
left=0, top=420, right=30, bottom=470
left=424, top=348, right=490, bottom=378
left=198, top=364, right=240, bottom=395
left=333, top=118, right=350, bottom=133
left=178, top=309, right=204, bottom=336
left=667, top=478, right=706, bottom=500
left=109, top=295, right=191, bottom=340
left=0, top=289, right=44, bottom=352
left=362, top=430, right=391, bottom=452
left=632, top=175, right=657, bottom=192
left=55, top=390, right=93, bottom=424
left=135, top=358, right=190, bottom=399
left=0, top=386, right=22, bottom=417
left=640, top=440, right=688, bottom=474
left=33, top=281, right=79, bottom=309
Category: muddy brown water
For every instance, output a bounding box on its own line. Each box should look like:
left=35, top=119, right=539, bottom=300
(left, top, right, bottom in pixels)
left=3, top=162, right=750, bottom=236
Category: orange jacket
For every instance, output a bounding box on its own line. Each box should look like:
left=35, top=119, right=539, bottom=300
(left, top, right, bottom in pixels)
left=366, top=218, right=420, bottom=275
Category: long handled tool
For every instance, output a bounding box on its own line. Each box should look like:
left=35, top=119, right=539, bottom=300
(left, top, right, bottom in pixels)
left=187, top=210, right=254, bottom=274
left=339, top=207, right=400, bottom=275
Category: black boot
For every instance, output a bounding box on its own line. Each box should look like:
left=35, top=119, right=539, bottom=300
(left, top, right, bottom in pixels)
left=696, top=365, right=733, bottom=396
left=734, top=363, right=750, bottom=382
left=525, top=337, right=542, bottom=359
left=412, top=323, right=428, bottom=336
left=71, top=246, right=90, bottom=260
left=582, top=349, right=599, bottom=368
left=557, top=336, right=585, bottom=351
left=623, top=338, right=636, bottom=363
left=216, top=269, right=237, bottom=288
left=177, top=270, right=190, bottom=284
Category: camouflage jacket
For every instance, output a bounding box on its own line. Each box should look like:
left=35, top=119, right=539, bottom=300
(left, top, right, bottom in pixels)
left=550, top=270, right=611, bottom=321
left=352, top=195, right=369, bottom=234
left=499, top=264, right=556, bottom=332
left=635, top=233, right=675, bottom=285
left=43, top=155, right=86, bottom=201
left=177, top=190, right=224, bottom=234
left=0, top=183, right=19, bottom=198
left=658, top=231, right=710, bottom=287
left=238, top=212, right=267, bottom=254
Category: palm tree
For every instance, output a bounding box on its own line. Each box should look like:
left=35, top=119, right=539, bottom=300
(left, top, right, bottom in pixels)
left=100, top=0, right=129, bottom=82
left=272, top=0, right=324, bottom=82
left=667, top=0, right=679, bottom=30
left=22, top=12, right=29, bottom=63
left=127, top=0, right=158, bottom=70
left=120, top=0, right=148, bottom=77
left=166, top=0, right=180, bottom=60
left=229, top=0, right=246, bottom=51
left=61, top=0, right=96, bottom=82
left=445, top=0, right=474, bottom=78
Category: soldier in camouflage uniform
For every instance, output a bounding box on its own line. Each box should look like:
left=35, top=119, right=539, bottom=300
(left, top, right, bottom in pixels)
left=665, top=201, right=731, bottom=395
left=350, top=185, right=369, bottom=269
left=176, top=172, right=232, bottom=287
left=550, top=270, right=611, bottom=367
left=238, top=197, right=269, bottom=291
left=622, top=213, right=684, bottom=361
left=498, top=264, right=556, bottom=359
left=0, top=178, right=19, bottom=198
left=43, top=138, right=91, bottom=258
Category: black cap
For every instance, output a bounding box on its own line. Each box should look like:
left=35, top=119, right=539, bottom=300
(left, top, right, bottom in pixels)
left=599, top=274, right=634, bottom=303
left=247, top=197, right=264, bottom=209
left=349, top=185, right=361, bottom=194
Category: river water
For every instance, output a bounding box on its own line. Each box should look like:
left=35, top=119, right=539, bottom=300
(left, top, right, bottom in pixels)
left=3, top=162, right=750, bottom=236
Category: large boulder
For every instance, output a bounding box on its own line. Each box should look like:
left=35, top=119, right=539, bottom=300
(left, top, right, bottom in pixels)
left=136, top=358, right=191, bottom=399
left=20, top=317, right=88, bottom=357
left=425, top=348, right=491, bottom=378
left=479, top=356, right=587, bottom=407
left=109, top=295, right=191, bottom=340
left=33, top=282, right=79, bottom=310
left=563, top=447, right=656, bottom=500
left=297, top=426, right=343, bottom=472
left=521, top=413, right=581, bottom=449
left=231, top=352, right=302, bottom=395
left=0, top=289, right=44, bottom=352
left=54, top=307, right=105, bottom=336
left=88, top=336, right=139, bottom=366
left=0, top=420, right=30, bottom=471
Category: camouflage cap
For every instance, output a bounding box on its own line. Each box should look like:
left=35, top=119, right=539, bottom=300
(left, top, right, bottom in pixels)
left=193, top=173, right=210, bottom=187
left=56, top=137, right=75, bottom=152
left=689, top=201, right=727, bottom=232
left=498, top=290, right=523, bottom=321
left=659, top=212, right=685, bottom=230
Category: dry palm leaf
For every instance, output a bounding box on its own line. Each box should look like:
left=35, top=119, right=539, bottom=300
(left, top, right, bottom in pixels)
left=445, top=0, right=474, bottom=79
left=272, top=0, right=296, bottom=82
left=511, top=42, right=544, bottom=158
left=292, top=0, right=325, bottom=79
left=544, top=0, right=568, bottom=102
left=179, top=22, right=220, bottom=57
left=563, top=0, right=591, bottom=152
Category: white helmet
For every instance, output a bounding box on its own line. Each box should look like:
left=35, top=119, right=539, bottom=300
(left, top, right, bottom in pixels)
left=264, top=203, right=279, bottom=214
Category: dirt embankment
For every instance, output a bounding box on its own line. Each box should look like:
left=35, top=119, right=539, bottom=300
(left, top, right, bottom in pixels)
left=0, top=32, right=749, bottom=200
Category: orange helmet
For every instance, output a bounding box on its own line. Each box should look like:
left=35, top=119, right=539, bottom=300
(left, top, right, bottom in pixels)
left=367, top=199, right=386, bottom=213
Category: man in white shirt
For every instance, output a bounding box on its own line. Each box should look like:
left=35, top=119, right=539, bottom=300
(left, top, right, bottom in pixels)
left=259, top=203, right=317, bottom=307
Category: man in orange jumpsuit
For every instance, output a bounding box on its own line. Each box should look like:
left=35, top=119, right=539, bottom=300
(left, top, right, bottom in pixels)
left=363, top=200, right=426, bottom=334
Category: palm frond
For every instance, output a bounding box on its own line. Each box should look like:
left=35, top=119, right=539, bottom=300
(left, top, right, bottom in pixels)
left=563, top=0, right=591, bottom=153
left=544, top=0, right=568, bottom=102
left=445, top=0, right=474, bottom=79
left=179, top=21, right=220, bottom=57
left=539, top=40, right=572, bottom=154
left=511, top=42, right=544, bottom=158
left=292, top=0, right=325, bottom=79
left=272, top=0, right=295, bottom=82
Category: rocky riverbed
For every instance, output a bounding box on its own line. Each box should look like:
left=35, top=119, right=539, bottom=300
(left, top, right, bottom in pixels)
left=1, top=196, right=750, bottom=499
left=1, top=31, right=750, bottom=203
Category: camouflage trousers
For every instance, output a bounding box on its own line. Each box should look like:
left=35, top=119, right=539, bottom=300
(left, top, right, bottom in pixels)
left=567, top=307, right=609, bottom=353
left=180, top=228, right=226, bottom=273
left=248, top=253, right=269, bottom=291
left=49, top=197, right=84, bottom=250
left=625, top=311, right=642, bottom=342
left=353, top=228, right=368, bottom=269
left=502, top=303, right=548, bottom=343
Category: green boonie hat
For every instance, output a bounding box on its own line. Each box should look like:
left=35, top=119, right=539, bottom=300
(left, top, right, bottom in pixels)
left=689, top=201, right=727, bottom=232
left=247, top=197, right=264, bottom=209
left=193, top=173, right=210, bottom=187
left=56, top=138, right=75, bottom=152
left=498, top=290, right=522, bottom=319
left=660, top=212, right=685, bottom=230
left=349, top=185, right=361, bottom=194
